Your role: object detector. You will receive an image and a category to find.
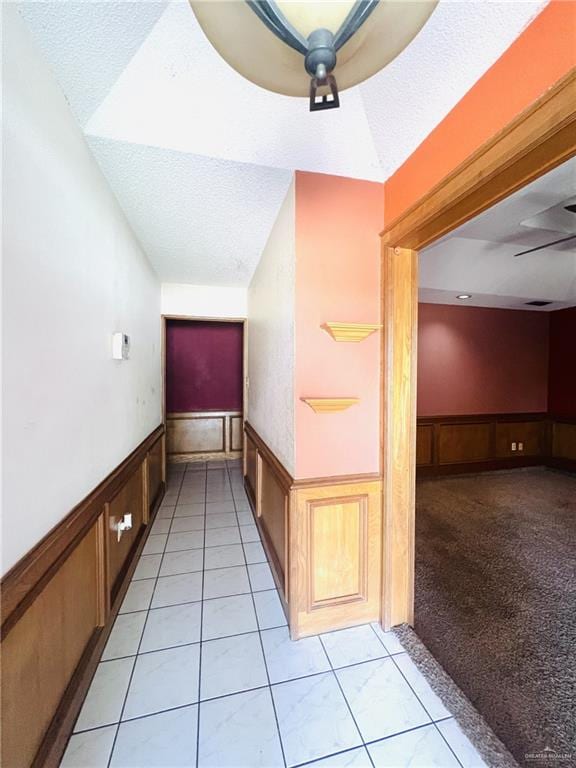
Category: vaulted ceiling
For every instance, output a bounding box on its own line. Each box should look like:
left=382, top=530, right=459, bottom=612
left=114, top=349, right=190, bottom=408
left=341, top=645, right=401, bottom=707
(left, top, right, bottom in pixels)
left=18, top=0, right=547, bottom=286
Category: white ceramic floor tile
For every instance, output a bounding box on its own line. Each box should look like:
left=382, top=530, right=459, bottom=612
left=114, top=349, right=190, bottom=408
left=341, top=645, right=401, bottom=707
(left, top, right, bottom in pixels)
left=102, top=612, right=147, bottom=660
left=61, top=725, right=117, bottom=767
left=143, top=534, right=167, bottom=555
left=203, top=565, right=250, bottom=599
left=186, top=462, right=206, bottom=472
left=202, top=593, right=258, bottom=640
left=75, top=658, right=134, bottom=731
left=240, top=524, right=260, bottom=543
left=321, top=625, right=388, bottom=669
left=200, top=632, right=268, bottom=700
left=236, top=511, right=255, bottom=526
left=272, top=672, right=362, bottom=767
left=170, top=516, right=205, bottom=533
left=205, top=501, right=236, bottom=514
left=243, top=541, right=267, bottom=564
left=123, top=644, right=200, bottom=720
left=111, top=705, right=198, bottom=767
left=157, top=506, right=175, bottom=519
left=312, top=747, right=373, bottom=767
left=151, top=571, right=203, bottom=608
left=336, top=658, right=430, bottom=743
left=119, top=580, right=155, bottom=614
left=368, top=724, right=460, bottom=767
left=199, top=687, right=283, bottom=768
left=370, top=623, right=405, bottom=654
left=174, top=503, right=205, bottom=517
left=159, top=549, right=204, bottom=577
left=204, top=543, right=245, bottom=570
left=140, top=602, right=202, bottom=652
left=262, top=626, right=330, bottom=683
left=133, top=554, right=162, bottom=581
left=253, top=590, right=287, bottom=630
left=205, top=512, right=238, bottom=530
left=393, top=653, right=451, bottom=721
left=205, top=527, right=241, bottom=547
left=178, top=489, right=206, bottom=503
left=166, top=531, right=204, bottom=552
left=436, top=719, right=488, bottom=767
left=151, top=518, right=171, bottom=535
left=248, top=562, right=275, bottom=592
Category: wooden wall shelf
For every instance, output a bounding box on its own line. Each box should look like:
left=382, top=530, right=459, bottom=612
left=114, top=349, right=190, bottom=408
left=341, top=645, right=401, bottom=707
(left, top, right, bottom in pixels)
left=301, top=398, right=359, bottom=413
left=322, top=322, right=382, bottom=342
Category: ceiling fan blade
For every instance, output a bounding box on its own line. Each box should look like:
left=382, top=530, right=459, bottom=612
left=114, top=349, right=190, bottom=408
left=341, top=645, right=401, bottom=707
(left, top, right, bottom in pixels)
left=513, top=234, right=576, bottom=258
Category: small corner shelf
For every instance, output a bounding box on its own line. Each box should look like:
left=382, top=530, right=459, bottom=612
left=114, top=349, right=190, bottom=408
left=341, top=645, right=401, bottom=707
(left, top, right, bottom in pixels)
left=301, top=397, right=359, bottom=413
left=322, top=322, right=382, bottom=342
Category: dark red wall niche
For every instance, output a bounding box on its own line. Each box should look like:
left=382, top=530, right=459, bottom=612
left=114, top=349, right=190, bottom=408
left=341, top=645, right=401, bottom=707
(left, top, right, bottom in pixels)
left=548, top=306, right=576, bottom=417
left=166, top=320, right=243, bottom=413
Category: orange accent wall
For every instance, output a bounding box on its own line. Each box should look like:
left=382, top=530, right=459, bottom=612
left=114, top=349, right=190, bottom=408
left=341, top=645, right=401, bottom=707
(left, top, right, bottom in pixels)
left=384, top=0, right=576, bottom=223
left=294, top=172, right=382, bottom=479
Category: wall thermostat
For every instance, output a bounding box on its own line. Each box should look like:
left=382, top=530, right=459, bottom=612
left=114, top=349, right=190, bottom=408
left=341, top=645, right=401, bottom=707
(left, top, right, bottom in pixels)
left=112, top=332, right=130, bottom=360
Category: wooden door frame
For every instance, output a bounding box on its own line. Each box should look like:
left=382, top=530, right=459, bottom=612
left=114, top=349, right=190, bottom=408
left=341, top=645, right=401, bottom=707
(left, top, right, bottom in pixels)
left=379, top=70, right=576, bottom=629
left=161, top=315, right=248, bottom=458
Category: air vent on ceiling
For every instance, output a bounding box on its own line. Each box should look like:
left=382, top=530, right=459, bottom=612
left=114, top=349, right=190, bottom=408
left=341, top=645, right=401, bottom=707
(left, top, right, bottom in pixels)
left=525, top=300, right=553, bottom=307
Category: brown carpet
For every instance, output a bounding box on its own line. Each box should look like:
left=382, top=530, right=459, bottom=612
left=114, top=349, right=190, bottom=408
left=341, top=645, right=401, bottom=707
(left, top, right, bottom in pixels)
left=415, top=468, right=576, bottom=768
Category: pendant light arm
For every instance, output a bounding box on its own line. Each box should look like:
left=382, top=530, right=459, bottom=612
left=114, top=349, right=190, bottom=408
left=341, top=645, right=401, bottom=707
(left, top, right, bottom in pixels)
left=333, top=0, right=380, bottom=50
left=246, top=0, right=308, bottom=54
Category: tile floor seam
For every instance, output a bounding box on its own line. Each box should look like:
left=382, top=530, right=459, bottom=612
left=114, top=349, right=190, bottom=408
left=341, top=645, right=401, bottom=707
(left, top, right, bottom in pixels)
left=317, top=634, right=375, bottom=768
left=105, top=468, right=184, bottom=767
left=227, top=460, right=288, bottom=768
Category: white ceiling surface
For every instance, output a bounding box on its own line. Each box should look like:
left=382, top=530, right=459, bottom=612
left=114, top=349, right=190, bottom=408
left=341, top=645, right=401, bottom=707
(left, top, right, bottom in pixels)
left=420, top=159, right=576, bottom=311
left=18, top=0, right=546, bottom=286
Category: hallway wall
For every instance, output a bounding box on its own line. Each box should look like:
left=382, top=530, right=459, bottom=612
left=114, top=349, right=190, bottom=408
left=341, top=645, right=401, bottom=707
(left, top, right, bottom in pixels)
left=548, top=306, right=576, bottom=417
left=161, top=283, right=247, bottom=319
left=1, top=6, right=161, bottom=575
left=247, top=181, right=296, bottom=474
left=417, top=303, right=549, bottom=417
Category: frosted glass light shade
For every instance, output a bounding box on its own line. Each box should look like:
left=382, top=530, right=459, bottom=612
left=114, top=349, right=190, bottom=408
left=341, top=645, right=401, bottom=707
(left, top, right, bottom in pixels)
left=190, top=0, right=438, bottom=97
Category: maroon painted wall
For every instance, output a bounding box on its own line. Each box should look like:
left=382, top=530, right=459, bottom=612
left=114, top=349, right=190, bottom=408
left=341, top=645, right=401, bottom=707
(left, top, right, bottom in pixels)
left=166, top=321, right=243, bottom=412
left=417, top=303, right=549, bottom=417
left=548, top=307, right=576, bottom=417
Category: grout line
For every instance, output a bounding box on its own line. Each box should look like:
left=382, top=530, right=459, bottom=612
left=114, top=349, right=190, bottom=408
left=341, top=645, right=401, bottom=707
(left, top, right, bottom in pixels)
left=227, top=460, right=288, bottom=768
left=195, top=463, right=208, bottom=768
left=317, top=634, right=375, bottom=768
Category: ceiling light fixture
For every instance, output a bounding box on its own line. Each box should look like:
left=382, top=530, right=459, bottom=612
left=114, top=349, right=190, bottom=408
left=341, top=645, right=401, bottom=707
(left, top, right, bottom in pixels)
left=456, top=294, right=472, bottom=300
left=189, top=1, right=438, bottom=111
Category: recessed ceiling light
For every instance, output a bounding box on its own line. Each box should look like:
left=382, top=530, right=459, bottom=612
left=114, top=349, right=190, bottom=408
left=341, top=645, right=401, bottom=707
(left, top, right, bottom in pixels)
left=457, top=294, right=472, bottom=300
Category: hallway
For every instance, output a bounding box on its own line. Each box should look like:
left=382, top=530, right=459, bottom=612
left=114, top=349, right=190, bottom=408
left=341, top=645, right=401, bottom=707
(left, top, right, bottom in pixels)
left=61, top=461, right=486, bottom=768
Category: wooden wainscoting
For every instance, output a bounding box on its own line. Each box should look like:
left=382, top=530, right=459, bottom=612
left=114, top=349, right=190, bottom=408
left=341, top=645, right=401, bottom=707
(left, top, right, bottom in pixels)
left=167, top=411, right=242, bottom=462
left=243, top=423, right=382, bottom=639
left=1, top=426, right=165, bottom=768
left=416, top=413, right=548, bottom=475
left=549, top=418, right=576, bottom=471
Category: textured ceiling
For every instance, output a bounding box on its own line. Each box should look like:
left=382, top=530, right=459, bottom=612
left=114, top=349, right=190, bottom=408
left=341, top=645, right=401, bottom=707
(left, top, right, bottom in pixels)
left=420, top=159, right=576, bottom=311
left=18, top=0, right=547, bottom=286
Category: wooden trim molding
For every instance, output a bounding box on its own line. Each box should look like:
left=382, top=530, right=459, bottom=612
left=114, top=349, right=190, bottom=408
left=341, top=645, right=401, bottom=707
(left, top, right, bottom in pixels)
left=321, top=322, right=382, bottom=342
left=381, top=70, right=576, bottom=250
left=1, top=426, right=165, bottom=768
left=301, top=397, right=359, bottom=413
left=1, top=425, right=164, bottom=635
left=243, top=422, right=382, bottom=639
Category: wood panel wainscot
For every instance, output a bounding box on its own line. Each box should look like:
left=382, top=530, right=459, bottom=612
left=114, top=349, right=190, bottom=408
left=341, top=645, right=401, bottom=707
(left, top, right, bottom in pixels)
left=167, top=410, right=242, bottom=461
left=1, top=426, right=166, bottom=768
left=416, top=414, right=550, bottom=476
left=243, top=423, right=382, bottom=639
left=549, top=418, right=576, bottom=471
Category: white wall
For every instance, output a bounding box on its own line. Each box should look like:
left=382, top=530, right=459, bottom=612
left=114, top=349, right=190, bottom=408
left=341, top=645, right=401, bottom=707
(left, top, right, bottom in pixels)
left=1, top=7, right=162, bottom=575
left=247, top=182, right=295, bottom=474
left=161, top=283, right=247, bottom=318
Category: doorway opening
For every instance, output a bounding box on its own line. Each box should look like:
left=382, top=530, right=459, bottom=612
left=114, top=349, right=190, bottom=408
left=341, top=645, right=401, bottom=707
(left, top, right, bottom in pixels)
left=163, top=317, right=245, bottom=464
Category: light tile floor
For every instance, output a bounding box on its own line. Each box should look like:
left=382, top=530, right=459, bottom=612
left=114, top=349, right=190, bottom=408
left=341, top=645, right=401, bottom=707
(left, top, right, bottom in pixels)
left=61, top=460, right=488, bottom=768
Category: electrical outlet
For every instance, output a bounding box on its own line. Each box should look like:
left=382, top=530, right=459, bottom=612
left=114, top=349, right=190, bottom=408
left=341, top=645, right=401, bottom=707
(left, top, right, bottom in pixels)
left=518, top=442, right=524, bottom=451
left=511, top=442, right=517, bottom=451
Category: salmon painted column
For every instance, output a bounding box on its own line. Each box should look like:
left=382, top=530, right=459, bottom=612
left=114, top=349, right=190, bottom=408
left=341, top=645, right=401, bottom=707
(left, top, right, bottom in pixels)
left=293, top=172, right=383, bottom=480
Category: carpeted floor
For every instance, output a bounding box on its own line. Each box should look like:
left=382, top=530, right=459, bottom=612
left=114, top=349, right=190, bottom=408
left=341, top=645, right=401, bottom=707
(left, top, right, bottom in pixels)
left=415, top=468, right=576, bottom=768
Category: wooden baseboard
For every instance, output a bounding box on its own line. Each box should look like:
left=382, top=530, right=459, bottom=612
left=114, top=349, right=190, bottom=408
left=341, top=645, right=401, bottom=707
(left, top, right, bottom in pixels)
left=1, top=426, right=166, bottom=768
left=417, top=457, right=545, bottom=478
